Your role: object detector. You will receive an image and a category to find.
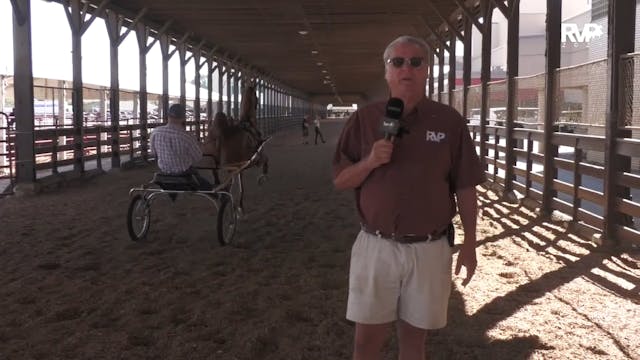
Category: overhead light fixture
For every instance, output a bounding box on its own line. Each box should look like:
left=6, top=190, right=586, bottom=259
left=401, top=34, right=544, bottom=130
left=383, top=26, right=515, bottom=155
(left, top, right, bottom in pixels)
left=298, top=30, right=309, bottom=35
left=322, top=70, right=327, bottom=73
left=311, top=50, right=319, bottom=55
left=316, top=62, right=323, bottom=66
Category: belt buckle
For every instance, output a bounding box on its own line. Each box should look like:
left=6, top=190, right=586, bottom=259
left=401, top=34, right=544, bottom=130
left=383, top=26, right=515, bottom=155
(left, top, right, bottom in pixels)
left=404, top=233, right=430, bottom=244
left=401, top=233, right=436, bottom=243
left=376, top=230, right=397, bottom=241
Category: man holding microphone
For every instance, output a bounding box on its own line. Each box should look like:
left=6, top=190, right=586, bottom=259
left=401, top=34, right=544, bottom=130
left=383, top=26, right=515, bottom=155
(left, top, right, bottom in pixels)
left=332, top=35, right=486, bottom=359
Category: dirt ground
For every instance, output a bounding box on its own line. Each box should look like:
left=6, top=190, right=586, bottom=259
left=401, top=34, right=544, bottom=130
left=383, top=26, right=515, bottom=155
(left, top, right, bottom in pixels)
left=1, top=118, right=639, bottom=359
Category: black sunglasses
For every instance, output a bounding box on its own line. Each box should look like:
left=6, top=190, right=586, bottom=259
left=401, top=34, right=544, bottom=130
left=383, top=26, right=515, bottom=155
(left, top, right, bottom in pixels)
left=386, top=57, right=425, bottom=68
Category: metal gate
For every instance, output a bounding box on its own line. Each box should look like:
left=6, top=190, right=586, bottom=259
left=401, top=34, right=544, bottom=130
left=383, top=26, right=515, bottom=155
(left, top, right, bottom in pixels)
left=0, top=111, right=15, bottom=196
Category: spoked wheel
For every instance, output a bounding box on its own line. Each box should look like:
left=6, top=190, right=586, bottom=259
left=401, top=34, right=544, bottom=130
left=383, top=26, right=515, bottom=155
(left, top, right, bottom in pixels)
left=219, top=170, right=244, bottom=218
left=127, top=194, right=151, bottom=241
left=216, top=194, right=237, bottom=246
left=229, top=172, right=244, bottom=218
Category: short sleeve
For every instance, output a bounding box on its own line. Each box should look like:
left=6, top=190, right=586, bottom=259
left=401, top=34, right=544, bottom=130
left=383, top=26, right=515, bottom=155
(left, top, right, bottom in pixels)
left=450, top=116, right=486, bottom=190
left=332, top=111, right=362, bottom=179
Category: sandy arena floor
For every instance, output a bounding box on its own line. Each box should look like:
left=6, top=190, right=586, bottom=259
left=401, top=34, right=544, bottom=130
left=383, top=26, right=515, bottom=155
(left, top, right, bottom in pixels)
left=1, top=119, right=638, bottom=359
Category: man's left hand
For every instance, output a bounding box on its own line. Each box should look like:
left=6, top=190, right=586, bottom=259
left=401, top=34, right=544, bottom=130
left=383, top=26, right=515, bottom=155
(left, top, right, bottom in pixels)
left=454, top=241, right=477, bottom=286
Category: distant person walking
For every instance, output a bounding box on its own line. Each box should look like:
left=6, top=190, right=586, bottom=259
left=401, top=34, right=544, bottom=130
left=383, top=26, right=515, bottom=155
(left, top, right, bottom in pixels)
left=314, top=115, right=326, bottom=145
left=302, top=116, right=310, bottom=144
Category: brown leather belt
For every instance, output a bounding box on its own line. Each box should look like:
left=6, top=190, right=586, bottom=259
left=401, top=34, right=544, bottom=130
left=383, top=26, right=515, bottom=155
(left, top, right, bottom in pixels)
left=360, top=224, right=448, bottom=244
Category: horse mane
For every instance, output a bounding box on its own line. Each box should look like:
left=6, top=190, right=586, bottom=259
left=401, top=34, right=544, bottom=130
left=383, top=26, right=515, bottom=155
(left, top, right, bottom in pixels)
left=213, top=112, right=230, bottom=129
left=238, top=80, right=258, bottom=128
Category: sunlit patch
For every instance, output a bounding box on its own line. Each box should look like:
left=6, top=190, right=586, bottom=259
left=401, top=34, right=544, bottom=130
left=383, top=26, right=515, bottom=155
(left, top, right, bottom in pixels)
left=523, top=229, right=552, bottom=246
left=589, top=266, right=637, bottom=291
left=499, top=217, right=520, bottom=230
left=545, top=245, right=581, bottom=262
left=456, top=186, right=639, bottom=358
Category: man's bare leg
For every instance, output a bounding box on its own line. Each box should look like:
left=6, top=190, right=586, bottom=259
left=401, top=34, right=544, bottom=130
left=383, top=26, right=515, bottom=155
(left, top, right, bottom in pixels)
left=397, top=320, right=427, bottom=360
left=353, top=322, right=392, bottom=360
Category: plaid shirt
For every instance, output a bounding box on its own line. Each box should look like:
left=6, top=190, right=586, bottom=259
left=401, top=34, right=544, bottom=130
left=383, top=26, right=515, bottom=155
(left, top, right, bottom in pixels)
left=149, top=124, right=202, bottom=174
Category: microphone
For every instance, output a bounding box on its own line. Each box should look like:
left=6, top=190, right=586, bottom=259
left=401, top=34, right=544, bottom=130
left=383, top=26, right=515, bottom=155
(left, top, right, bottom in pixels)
left=381, top=97, right=404, bottom=140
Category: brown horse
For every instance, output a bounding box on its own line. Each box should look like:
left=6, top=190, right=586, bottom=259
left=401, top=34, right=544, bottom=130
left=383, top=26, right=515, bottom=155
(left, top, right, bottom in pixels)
left=202, top=80, right=269, bottom=214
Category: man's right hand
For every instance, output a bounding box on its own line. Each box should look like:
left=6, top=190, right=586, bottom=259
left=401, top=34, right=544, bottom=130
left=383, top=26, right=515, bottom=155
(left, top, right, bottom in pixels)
left=366, top=139, right=394, bottom=169
left=333, top=138, right=394, bottom=190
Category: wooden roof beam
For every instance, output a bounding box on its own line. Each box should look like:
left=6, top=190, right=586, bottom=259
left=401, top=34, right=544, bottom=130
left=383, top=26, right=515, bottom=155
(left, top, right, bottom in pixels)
left=425, top=0, right=464, bottom=41
left=420, top=15, right=451, bottom=53
left=491, top=0, right=509, bottom=19
left=453, top=0, right=484, bottom=33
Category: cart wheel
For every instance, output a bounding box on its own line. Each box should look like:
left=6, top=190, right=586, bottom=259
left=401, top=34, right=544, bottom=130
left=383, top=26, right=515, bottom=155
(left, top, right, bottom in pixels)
left=217, top=195, right=237, bottom=246
left=229, top=172, right=244, bottom=218
left=127, top=194, right=151, bottom=241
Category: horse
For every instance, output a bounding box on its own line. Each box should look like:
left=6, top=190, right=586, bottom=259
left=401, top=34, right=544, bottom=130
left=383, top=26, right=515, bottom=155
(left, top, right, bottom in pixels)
left=202, top=80, right=269, bottom=215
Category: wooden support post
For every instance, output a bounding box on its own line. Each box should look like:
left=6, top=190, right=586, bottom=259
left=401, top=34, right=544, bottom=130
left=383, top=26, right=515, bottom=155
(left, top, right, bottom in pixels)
left=463, top=17, right=472, bottom=120
left=207, top=59, right=213, bottom=124
left=159, top=34, right=170, bottom=123
left=105, top=10, right=121, bottom=168
left=226, top=64, right=232, bottom=116
left=437, top=47, right=445, bottom=103
left=203, top=47, right=218, bottom=124
left=541, top=0, right=561, bottom=216
left=136, top=23, right=149, bottom=160
left=67, top=0, right=85, bottom=172
left=428, top=51, right=435, bottom=100
left=270, top=85, right=274, bottom=133
left=217, top=60, right=224, bottom=113
left=179, top=42, right=187, bottom=107
left=504, top=0, right=520, bottom=195
left=11, top=0, right=36, bottom=185
left=176, top=34, right=191, bottom=109
left=193, top=52, right=202, bottom=140
left=233, top=69, right=240, bottom=119
left=479, top=0, right=493, bottom=171
left=257, top=79, right=263, bottom=120
left=603, top=0, right=635, bottom=242
left=448, top=30, right=456, bottom=107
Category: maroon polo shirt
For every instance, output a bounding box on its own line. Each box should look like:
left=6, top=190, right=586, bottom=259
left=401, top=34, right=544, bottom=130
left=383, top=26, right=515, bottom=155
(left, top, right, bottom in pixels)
left=333, top=96, right=486, bottom=236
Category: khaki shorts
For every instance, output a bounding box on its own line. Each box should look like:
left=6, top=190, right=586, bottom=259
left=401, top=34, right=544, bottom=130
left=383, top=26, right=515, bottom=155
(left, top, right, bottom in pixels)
left=346, top=230, right=453, bottom=329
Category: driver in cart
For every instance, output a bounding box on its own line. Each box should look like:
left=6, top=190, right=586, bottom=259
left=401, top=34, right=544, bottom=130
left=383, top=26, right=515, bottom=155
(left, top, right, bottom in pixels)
left=149, top=103, right=213, bottom=191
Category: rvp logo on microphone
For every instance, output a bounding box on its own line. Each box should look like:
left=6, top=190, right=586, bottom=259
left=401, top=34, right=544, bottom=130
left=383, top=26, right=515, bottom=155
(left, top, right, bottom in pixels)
left=426, top=130, right=446, bottom=143
left=381, top=118, right=400, bottom=136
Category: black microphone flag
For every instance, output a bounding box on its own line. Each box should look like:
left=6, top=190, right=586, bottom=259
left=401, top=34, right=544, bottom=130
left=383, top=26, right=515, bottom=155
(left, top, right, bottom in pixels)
left=381, top=98, right=404, bottom=140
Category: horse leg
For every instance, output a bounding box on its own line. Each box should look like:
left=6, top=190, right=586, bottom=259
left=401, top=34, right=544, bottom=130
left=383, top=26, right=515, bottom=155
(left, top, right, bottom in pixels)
left=237, top=172, right=245, bottom=217
left=257, top=154, right=269, bottom=185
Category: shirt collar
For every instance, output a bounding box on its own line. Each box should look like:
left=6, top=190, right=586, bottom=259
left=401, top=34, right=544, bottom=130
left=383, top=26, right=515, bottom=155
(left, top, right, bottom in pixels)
left=403, top=96, right=429, bottom=120
left=166, top=123, right=185, bottom=130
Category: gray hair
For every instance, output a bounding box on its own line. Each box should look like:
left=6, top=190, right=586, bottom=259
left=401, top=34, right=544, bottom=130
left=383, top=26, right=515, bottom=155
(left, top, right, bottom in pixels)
left=382, top=36, right=430, bottom=63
